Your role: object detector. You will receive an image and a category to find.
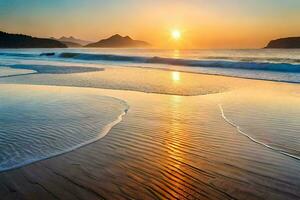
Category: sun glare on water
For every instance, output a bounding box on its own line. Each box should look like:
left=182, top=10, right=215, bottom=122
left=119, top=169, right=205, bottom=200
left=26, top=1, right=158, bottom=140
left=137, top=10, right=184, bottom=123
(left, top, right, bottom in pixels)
left=172, top=71, right=181, bottom=82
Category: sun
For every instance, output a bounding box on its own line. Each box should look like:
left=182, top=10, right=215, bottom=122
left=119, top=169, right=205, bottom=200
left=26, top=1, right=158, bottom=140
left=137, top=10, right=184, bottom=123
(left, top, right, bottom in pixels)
left=171, top=30, right=181, bottom=40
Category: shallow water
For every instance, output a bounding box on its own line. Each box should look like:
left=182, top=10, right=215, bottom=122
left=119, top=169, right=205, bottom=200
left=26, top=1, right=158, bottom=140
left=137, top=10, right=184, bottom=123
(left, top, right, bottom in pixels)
left=0, top=51, right=299, bottom=163
left=0, top=66, right=35, bottom=77
left=0, top=85, right=128, bottom=171
left=219, top=89, right=300, bottom=159
left=0, top=67, right=230, bottom=96
left=21, top=87, right=298, bottom=199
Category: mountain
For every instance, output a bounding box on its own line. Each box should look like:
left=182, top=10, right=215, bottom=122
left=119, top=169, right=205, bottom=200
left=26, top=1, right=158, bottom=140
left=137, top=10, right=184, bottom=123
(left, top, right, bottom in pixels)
left=265, top=37, right=300, bottom=49
left=86, top=34, right=150, bottom=48
left=57, top=36, right=91, bottom=46
left=0, top=31, right=66, bottom=48
left=59, top=41, right=82, bottom=47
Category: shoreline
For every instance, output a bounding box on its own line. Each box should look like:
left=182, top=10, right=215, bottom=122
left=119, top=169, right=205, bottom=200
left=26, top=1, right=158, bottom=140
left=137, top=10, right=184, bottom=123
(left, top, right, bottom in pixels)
left=0, top=74, right=299, bottom=199
left=1, top=65, right=299, bottom=97
left=219, top=104, right=300, bottom=161
left=0, top=98, right=129, bottom=174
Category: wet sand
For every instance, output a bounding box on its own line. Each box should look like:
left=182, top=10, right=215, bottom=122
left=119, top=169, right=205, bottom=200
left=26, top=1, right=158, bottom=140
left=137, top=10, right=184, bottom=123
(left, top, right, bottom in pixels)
left=0, top=68, right=300, bottom=200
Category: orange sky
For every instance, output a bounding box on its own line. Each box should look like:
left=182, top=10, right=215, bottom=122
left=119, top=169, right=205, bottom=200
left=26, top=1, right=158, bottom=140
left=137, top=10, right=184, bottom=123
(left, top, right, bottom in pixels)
left=1, top=0, right=300, bottom=48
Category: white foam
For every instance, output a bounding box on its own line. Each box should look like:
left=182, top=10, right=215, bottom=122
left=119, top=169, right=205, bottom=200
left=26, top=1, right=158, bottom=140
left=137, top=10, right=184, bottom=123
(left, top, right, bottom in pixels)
left=0, top=89, right=129, bottom=172
left=219, top=104, right=300, bottom=160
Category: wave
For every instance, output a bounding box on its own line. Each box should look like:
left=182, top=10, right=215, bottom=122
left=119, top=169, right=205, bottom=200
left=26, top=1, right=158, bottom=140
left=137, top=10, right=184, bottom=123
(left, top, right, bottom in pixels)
left=0, top=86, right=129, bottom=172
left=1, top=51, right=300, bottom=74
left=58, top=52, right=300, bottom=73
left=0, top=108, right=128, bottom=172
left=8, top=64, right=103, bottom=74
left=202, top=56, right=300, bottom=64
left=219, top=104, right=300, bottom=160
left=0, top=52, right=38, bottom=58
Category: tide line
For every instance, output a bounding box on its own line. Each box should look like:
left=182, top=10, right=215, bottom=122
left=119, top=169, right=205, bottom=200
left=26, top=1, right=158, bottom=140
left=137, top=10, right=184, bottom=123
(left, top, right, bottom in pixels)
left=218, top=104, right=300, bottom=161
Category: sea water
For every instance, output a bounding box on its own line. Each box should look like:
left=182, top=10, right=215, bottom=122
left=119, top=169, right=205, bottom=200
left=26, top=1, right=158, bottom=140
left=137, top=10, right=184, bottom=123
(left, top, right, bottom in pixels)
left=0, top=85, right=128, bottom=171
left=0, top=48, right=300, bottom=82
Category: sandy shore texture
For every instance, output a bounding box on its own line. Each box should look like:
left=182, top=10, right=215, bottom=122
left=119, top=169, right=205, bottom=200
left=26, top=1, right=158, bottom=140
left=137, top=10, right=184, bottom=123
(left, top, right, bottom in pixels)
left=0, top=67, right=300, bottom=200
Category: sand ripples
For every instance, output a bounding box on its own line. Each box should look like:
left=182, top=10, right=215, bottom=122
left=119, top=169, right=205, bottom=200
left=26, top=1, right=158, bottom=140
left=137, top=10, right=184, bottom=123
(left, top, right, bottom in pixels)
left=1, top=89, right=298, bottom=199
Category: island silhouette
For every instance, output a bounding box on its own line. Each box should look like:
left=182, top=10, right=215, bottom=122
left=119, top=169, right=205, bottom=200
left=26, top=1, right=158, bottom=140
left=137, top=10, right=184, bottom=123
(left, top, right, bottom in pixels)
left=51, top=36, right=92, bottom=47
left=85, top=34, right=150, bottom=48
left=265, top=37, right=300, bottom=49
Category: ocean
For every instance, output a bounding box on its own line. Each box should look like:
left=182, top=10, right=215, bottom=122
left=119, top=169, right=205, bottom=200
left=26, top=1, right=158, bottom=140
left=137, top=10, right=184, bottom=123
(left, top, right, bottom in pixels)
left=0, top=48, right=300, bottom=83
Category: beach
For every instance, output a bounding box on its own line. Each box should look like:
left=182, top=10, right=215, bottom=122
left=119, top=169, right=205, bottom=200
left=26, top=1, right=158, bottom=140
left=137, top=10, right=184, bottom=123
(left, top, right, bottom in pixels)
left=0, top=64, right=299, bottom=199
left=1, top=0, right=300, bottom=198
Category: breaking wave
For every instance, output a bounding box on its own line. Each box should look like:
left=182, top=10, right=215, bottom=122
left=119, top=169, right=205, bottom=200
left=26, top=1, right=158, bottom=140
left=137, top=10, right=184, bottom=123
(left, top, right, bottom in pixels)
left=58, top=52, right=300, bottom=73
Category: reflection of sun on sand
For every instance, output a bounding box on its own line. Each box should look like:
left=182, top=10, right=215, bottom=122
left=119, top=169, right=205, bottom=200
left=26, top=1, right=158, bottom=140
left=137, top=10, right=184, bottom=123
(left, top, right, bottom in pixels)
left=0, top=68, right=300, bottom=199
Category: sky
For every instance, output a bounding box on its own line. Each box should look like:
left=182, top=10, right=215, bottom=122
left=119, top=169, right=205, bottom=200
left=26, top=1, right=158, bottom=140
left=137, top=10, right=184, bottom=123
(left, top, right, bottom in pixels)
left=0, top=0, right=299, bottom=48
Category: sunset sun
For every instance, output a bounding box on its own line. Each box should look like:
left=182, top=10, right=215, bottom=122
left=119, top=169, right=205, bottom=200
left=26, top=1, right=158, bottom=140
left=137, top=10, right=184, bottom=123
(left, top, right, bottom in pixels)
left=171, top=30, right=181, bottom=40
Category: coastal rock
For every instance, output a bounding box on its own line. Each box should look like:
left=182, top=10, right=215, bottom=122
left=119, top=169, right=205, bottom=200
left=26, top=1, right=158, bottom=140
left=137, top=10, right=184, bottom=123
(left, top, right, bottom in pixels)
left=40, top=52, right=55, bottom=56
left=265, top=37, right=300, bottom=49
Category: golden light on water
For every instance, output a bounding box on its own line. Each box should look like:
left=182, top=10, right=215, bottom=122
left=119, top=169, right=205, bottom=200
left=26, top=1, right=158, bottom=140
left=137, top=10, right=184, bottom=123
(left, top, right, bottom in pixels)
left=172, top=50, right=181, bottom=58
left=172, top=71, right=181, bottom=82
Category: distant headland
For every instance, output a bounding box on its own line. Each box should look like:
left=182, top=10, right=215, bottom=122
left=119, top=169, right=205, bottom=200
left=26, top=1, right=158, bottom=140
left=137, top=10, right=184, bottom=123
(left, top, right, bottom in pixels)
left=265, top=37, right=300, bottom=49
left=0, top=31, right=150, bottom=48
left=4, top=30, right=300, bottom=49
left=0, top=31, right=66, bottom=48
left=51, top=36, right=92, bottom=47
left=86, top=34, right=150, bottom=48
